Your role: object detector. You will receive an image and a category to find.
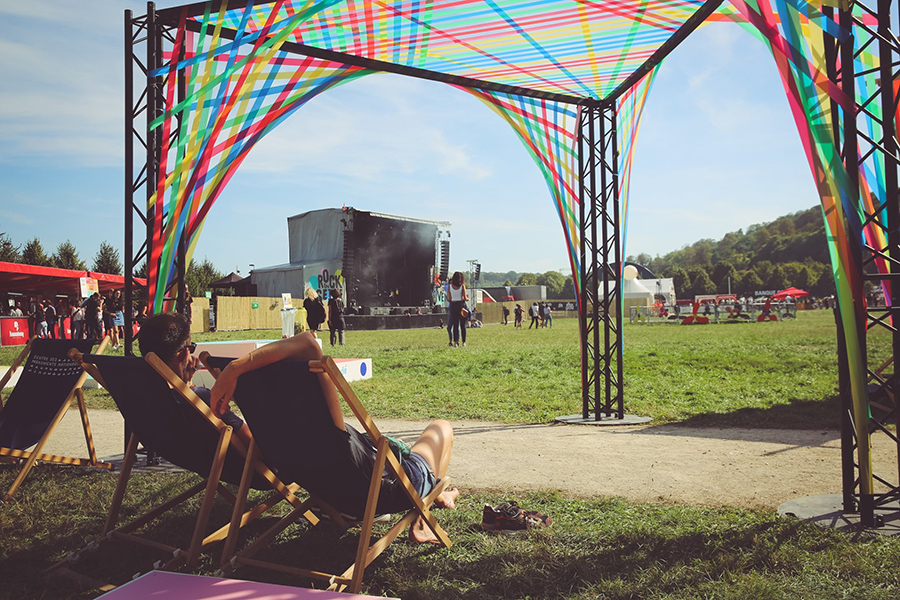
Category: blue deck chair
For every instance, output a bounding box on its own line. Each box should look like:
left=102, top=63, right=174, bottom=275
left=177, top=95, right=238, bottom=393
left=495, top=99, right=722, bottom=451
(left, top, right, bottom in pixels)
left=0, top=337, right=112, bottom=500
left=65, top=350, right=320, bottom=571
left=202, top=354, right=451, bottom=594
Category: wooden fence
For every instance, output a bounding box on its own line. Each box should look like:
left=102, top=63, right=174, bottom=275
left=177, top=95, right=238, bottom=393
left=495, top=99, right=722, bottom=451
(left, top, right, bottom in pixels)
left=212, top=296, right=309, bottom=332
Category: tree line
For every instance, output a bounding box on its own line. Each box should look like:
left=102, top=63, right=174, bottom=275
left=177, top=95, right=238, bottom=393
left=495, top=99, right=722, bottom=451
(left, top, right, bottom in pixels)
left=1, top=233, right=123, bottom=275
left=0, top=233, right=226, bottom=298
left=626, top=206, right=835, bottom=298
left=480, top=206, right=837, bottom=300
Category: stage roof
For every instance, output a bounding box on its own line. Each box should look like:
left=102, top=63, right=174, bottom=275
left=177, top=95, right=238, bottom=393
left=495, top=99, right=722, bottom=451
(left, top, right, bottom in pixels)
left=159, top=0, right=726, bottom=104
left=0, top=262, right=145, bottom=297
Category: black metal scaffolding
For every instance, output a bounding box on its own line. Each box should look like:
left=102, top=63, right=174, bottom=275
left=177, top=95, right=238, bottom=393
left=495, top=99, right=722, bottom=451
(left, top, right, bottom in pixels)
left=124, top=2, right=189, bottom=355
left=827, top=0, right=900, bottom=527
left=124, top=0, right=900, bottom=527
left=578, top=102, right=624, bottom=420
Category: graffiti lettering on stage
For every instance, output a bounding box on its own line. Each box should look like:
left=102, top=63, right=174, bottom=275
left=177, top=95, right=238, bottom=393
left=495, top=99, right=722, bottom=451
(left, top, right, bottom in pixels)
left=308, top=268, right=345, bottom=301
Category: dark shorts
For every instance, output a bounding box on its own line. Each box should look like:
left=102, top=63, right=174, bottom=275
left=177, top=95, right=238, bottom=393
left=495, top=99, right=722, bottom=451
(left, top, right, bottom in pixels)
left=403, top=451, right=436, bottom=498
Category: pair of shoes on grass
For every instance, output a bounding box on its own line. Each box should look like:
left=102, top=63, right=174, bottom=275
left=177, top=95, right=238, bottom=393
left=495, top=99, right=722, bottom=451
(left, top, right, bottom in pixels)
left=481, top=500, right=552, bottom=531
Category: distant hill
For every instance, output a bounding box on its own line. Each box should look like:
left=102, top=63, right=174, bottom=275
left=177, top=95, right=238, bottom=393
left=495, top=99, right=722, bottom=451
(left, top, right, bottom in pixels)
left=627, top=206, right=833, bottom=298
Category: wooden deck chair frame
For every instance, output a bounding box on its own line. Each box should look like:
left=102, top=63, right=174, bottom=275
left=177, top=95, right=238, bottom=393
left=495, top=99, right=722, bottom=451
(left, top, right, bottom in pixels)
left=203, top=354, right=451, bottom=595
left=0, top=337, right=112, bottom=501
left=57, top=350, right=322, bottom=574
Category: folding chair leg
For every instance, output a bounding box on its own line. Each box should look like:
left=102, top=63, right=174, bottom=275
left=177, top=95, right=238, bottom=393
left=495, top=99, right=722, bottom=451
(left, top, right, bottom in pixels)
left=105, top=434, right=139, bottom=534
left=347, top=437, right=389, bottom=594
left=74, top=388, right=100, bottom=465
left=221, top=438, right=259, bottom=567
left=185, top=425, right=233, bottom=567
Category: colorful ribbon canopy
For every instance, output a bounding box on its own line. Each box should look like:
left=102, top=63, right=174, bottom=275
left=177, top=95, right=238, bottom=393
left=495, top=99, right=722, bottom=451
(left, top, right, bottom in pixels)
left=144, top=0, right=884, bottom=492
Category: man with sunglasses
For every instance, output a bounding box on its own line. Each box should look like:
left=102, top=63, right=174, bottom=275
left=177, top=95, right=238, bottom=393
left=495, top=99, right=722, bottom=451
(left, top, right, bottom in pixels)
left=138, top=312, right=253, bottom=447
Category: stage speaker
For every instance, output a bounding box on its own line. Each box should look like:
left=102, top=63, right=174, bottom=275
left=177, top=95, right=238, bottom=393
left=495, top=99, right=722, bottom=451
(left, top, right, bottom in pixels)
left=439, top=240, right=450, bottom=280
left=474, top=263, right=481, bottom=281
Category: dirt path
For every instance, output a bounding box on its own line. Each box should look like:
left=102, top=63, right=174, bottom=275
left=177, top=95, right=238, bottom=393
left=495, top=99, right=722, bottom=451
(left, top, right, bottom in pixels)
left=36, top=409, right=890, bottom=510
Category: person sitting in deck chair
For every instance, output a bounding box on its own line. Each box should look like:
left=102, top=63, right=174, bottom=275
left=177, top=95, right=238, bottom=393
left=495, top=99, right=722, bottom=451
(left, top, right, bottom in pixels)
left=138, top=314, right=254, bottom=448
left=140, top=313, right=458, bottom=543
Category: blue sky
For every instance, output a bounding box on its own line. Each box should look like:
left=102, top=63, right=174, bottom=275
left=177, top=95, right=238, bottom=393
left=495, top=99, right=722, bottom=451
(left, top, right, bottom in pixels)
left=0, top=1, right=816, bottom=277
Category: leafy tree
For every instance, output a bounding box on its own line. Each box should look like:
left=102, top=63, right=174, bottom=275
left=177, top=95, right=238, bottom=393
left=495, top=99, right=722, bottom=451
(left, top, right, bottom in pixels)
left=685, top=266, right=715, bottom=297
left=811, top=269, right=835, bottom=297
left=0, top=233, right=20, bottom=263
left=134, top=260, right=148, bottom=278
left=536, top=271, right=566, bottom=298
left=186, top=257, right=223, bottom=298
left=561, top=276, right=575, bottom=299
left=767, top=264, right=788, bottom=291
left=52, top=240, right=87, bottom=271
left=92, top=242, right=122, bottom=275
left=21, top=238, right=51, bottom=267
left=631, top=253, right=653, bottom=267
left=666, top=266, right=689, bottom=299
left=516, top=272, right=538, bottom=286
left=793, top=265, right=813, bottom=290
left=503, top=279, right=514, bottom=287
left=741, top=270, right=764, bottom=295
left=711, top=261, right=736, bottom=293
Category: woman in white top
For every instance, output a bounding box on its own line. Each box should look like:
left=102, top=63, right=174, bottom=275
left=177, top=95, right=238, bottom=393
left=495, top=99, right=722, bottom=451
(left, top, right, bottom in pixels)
left=446, top=271, right=469, bottom=347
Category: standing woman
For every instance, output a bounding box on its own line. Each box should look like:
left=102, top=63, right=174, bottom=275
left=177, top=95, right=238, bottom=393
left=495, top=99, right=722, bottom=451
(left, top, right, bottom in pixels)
left=446, top=271, right=468, bottom=348
left=102, top=292, right=118, bottom=349
left=303, top=287, right=326, bottom=338
left=111, top=289, right=126, bottom=348
left=327, top=289, right=346, bottom=346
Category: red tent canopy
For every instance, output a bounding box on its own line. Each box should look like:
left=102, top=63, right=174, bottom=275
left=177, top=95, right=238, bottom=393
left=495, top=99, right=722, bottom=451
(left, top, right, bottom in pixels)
left=771, top=287, right=809, bottom=300
left=0, top=261, right=146, bottom=296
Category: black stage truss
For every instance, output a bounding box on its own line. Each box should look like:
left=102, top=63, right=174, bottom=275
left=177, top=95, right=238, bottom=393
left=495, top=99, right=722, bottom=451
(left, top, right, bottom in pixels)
left=124, top=0, right=900, bottom=527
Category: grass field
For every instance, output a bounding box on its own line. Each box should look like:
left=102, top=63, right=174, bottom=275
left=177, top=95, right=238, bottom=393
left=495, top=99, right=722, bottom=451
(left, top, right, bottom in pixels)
left=3, top=310, right=899, bottom=599
left=3, top=468, right=900, bottom=600
left=0, top=310, right=867, bottom=427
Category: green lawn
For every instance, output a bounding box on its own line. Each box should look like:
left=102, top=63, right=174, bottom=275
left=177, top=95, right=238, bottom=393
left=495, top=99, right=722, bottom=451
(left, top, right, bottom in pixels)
left=1, top=310, right=860, bottom=428
left=2, top=468, right=899, bottom=600
left=2, top=310, right=899, bottom=599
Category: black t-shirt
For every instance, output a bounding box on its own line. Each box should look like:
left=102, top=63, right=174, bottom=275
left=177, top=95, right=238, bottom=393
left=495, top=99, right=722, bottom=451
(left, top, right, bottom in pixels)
left=84, top=297, right=100, bottom=320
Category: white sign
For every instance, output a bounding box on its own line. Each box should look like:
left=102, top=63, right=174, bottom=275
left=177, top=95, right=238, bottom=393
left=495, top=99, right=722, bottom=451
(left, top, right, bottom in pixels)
left=79, top=277, right=98, bottom=298
left=281, top=293, right=293, bottom=309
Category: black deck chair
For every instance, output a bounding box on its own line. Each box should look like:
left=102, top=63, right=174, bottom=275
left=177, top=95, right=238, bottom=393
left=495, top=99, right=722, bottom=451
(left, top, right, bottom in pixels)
left=59, top=351, right=319, bottom=572
left=202, top=354, right=451, bottom=594
left=0, top=337, right=112, bottom=500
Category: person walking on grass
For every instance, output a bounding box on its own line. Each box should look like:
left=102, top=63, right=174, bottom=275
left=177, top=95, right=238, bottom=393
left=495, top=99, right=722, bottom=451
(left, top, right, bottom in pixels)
left=446, top=271, right=468, bottom=347
left=328, top=289, right=346, bottom=346
left=528, top=302, right=540, bottom=329
left=303, top=287, right=326, bottom=338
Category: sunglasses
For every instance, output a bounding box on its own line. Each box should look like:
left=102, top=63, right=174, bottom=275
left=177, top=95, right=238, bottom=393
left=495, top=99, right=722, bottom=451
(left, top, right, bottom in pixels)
left=183, top=342, right=197, bottom=354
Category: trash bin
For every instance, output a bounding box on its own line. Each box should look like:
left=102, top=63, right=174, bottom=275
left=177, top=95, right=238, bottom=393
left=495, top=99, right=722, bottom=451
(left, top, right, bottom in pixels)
left=281, top=307, right=297, bottom=338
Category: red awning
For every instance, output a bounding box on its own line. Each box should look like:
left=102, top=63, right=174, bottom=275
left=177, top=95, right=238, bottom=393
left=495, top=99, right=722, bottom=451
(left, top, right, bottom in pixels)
left=771, top=287, right=809, bottom=300
left=0, top=262, right=146, bottom=296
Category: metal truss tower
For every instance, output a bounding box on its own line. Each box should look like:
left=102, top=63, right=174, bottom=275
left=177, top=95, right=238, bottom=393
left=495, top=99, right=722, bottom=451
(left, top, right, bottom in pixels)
left=827, top=0, right=900, bottom=527
left=124, top=2, right=189, bottom=355
left=578, top=102, right=625, bottom=420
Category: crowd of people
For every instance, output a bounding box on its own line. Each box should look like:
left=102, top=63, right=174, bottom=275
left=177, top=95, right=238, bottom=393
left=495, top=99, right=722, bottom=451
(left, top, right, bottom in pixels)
left=507, top=301, right=552, bottom=329
left=3, top=290, right=149, bottom=347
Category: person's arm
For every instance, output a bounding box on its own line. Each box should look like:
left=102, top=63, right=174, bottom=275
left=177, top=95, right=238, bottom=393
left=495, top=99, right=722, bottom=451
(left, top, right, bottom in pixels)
left=463, top=284, right=469, bottom=302
left=208, top=332, right=346, bottom=431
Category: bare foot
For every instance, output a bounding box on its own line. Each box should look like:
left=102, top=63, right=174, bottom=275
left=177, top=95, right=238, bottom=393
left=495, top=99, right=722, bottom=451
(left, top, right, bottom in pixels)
left=408, top=516, right=443, bottom=545
left=434, top=486, right=459, bottom=510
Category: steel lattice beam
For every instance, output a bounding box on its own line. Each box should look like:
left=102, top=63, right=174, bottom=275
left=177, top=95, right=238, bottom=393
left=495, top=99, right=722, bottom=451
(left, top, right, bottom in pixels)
left=125, top=2, right=191, bottom=355
left=828, top=0, right=900, bottom=527
left=578, top=104, right=624, bottom=420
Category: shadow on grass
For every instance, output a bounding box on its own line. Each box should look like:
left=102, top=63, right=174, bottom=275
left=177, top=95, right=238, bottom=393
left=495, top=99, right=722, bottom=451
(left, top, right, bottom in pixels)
left=665, top=394, right=842, bottom=432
